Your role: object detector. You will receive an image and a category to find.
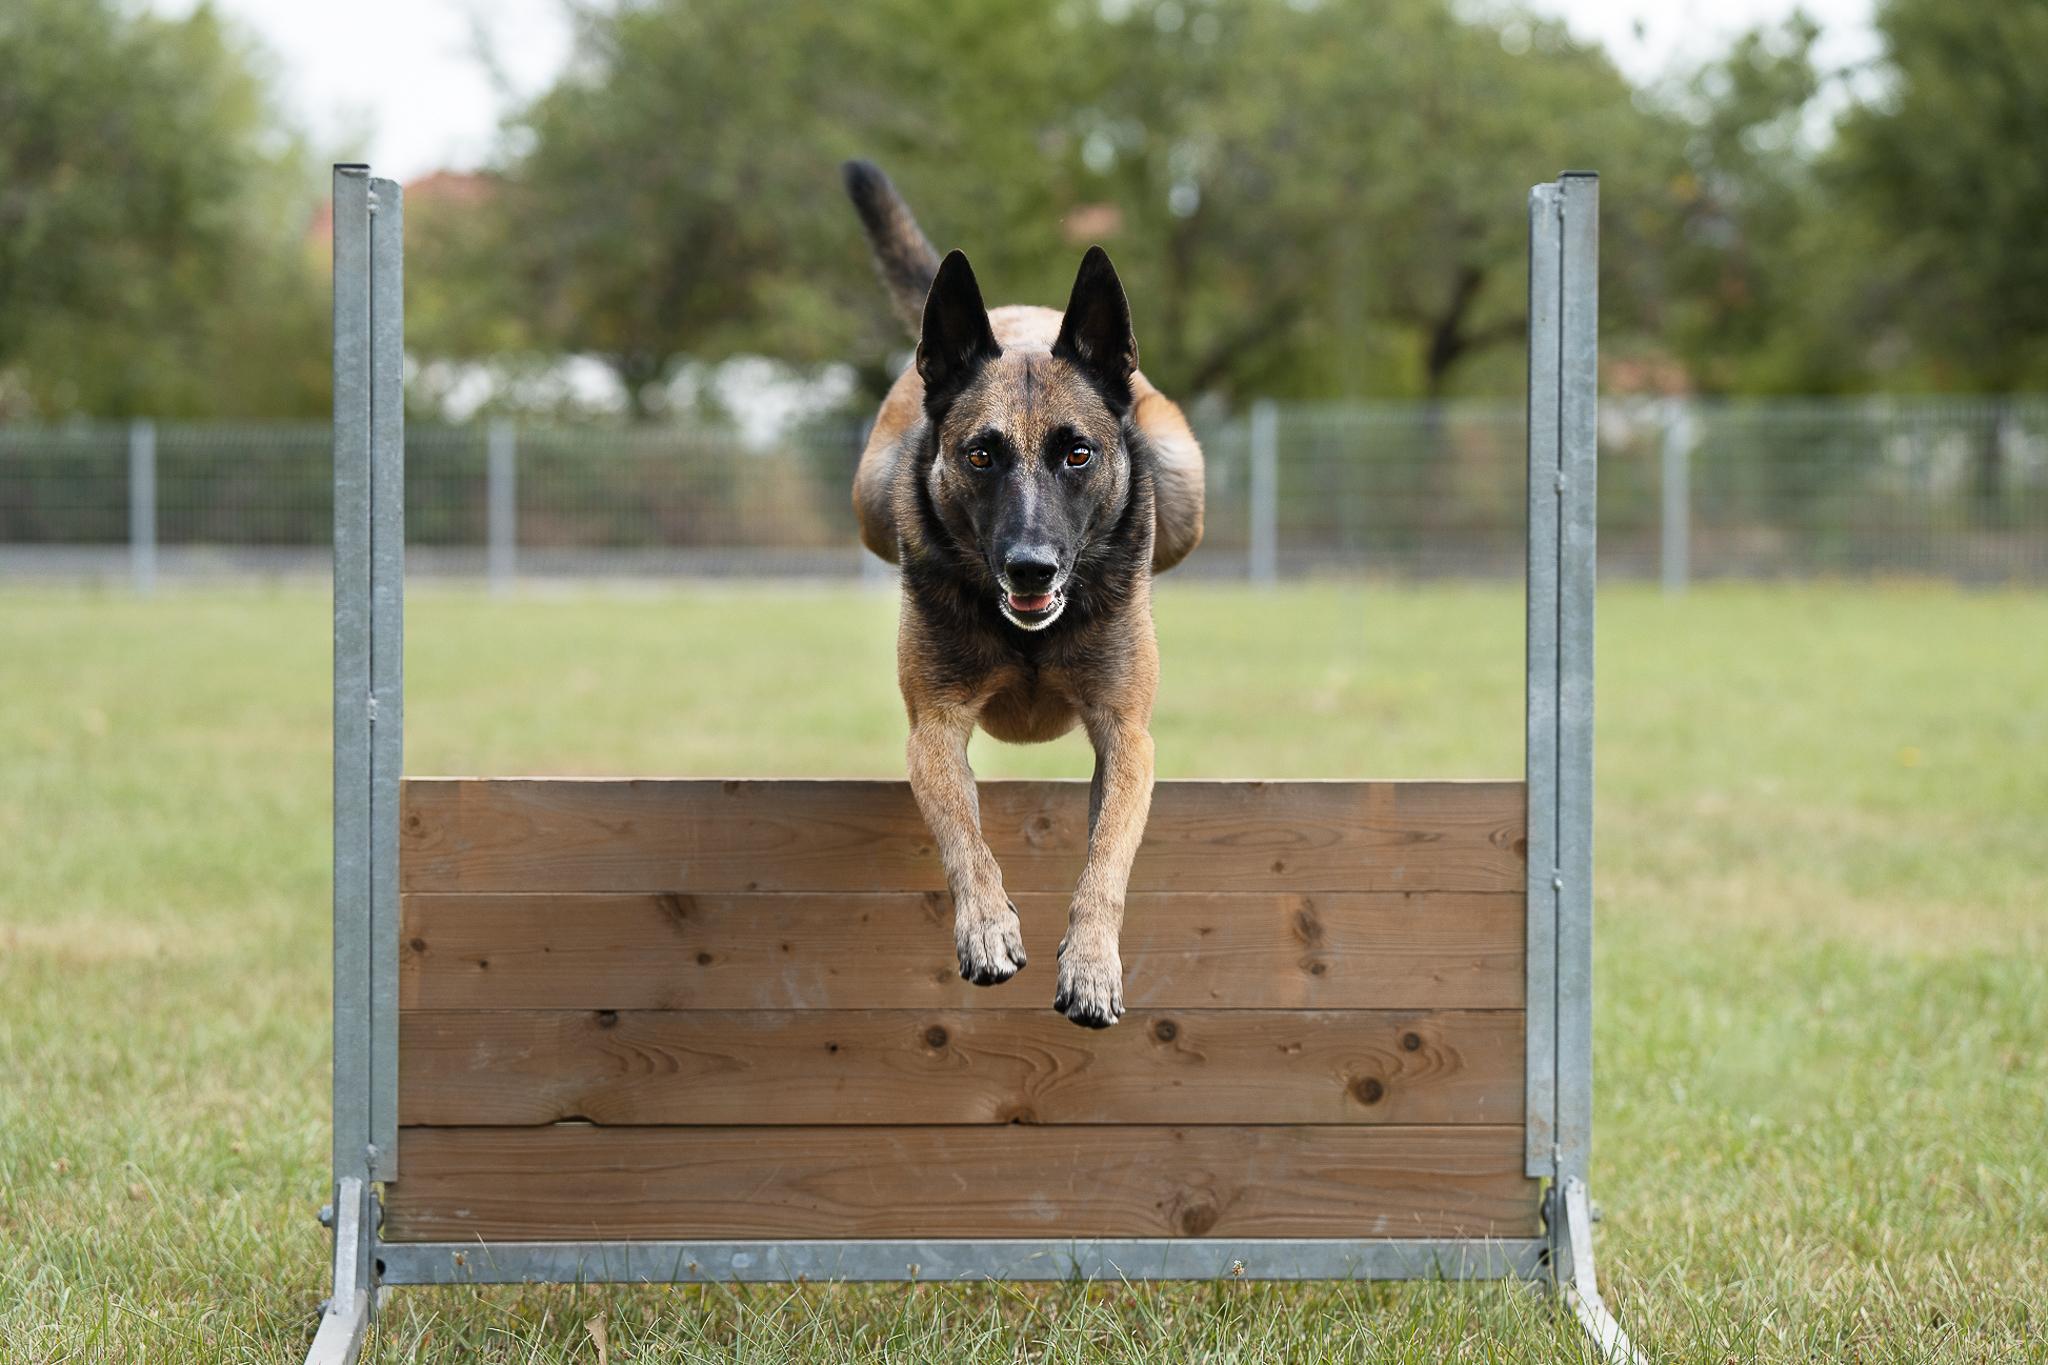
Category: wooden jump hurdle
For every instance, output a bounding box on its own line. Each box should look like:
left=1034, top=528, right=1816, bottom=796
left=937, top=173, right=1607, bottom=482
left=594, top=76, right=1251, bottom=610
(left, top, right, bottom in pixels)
left=305, top=166, right=1638, bottom=1363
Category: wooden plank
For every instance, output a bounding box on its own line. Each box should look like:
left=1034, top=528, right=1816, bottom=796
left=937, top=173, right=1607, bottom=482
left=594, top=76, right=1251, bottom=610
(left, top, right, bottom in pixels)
left=399, top=779, right=1526, bottom=895
left=400, top=890, right=1524, bottom=1011
left=397, top=1008, right=1523, bottom=1128
left=383, top=1125, right=1539, bottom=1241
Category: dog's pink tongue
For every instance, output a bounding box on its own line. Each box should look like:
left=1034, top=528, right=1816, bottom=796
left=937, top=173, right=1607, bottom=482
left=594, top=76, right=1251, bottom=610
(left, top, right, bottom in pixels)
left=1008, top=592, right=1054, bottom=613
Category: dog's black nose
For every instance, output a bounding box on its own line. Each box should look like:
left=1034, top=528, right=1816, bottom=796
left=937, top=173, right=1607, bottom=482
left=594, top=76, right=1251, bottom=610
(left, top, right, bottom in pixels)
left=1003, top=550, right=1060, bottom=591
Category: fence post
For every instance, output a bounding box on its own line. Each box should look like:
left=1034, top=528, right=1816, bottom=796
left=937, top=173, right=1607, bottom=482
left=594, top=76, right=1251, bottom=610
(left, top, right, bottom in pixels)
left=1248, top=399, right=1279, bottom=585
left=128, top=419, right=156, bottom=594
left=1659, top=397, right=1692, bottom=595
left=487, top=420, right=517, bottom=594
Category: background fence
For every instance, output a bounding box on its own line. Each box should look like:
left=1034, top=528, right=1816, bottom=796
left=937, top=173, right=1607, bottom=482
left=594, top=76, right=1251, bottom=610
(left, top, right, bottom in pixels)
left=4, top=396, right=2045, bottom=590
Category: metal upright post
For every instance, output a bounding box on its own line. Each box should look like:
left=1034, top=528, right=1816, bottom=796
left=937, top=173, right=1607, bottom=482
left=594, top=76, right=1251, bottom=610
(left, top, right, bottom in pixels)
left=314, top=159, right=375, bottom=1365
left=1248, top=399, right=1279, bottom=585
left=1554, top=171, right=1598, bottom=1212
left=487, top=420, right=517, bottom=594
left=128, top=419, right=156, bottom=594
left=366, top=172, right=405, bottom=1182
left=1523, top=181, right=1562, bottom=1185
left=309, top=160, right=403, bottom=1365
left=1528, top=171, right=1642, bottom=1365
left=1660, top=398, right=1692, bottom=595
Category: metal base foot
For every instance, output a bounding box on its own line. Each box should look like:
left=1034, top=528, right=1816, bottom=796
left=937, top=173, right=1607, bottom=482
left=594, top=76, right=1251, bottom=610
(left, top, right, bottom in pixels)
left=305, top=1290, right=369, bottom=1365
left=304, top=1177, right=374, bottom=1365
left=1555, top=1177, right=1646, bottom=1364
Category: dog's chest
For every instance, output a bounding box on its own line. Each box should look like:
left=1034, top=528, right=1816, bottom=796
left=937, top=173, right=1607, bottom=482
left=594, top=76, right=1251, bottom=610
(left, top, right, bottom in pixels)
left=976, top=667, right=1081, bottom=744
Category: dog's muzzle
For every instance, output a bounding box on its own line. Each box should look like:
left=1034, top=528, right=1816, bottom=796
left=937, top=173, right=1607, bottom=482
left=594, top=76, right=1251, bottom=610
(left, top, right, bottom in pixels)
left=998, top=580, right=1068, bottom=631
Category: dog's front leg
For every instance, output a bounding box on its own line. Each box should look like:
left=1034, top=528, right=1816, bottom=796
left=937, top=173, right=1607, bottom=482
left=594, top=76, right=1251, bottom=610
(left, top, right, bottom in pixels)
left=906, top=704, right=1027, bottom=985
left=1055, top=713, right=1154, bottom=1027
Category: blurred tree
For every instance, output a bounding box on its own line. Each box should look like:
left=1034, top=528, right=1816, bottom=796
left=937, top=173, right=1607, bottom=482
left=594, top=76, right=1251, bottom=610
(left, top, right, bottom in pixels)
left=410, top=0, right=2048, bottom=416
left=433, top=0, right=1087, bottom=418
left=1650, top=3, right=2048, bottom=405
left=1637, top=13, right=1933, bottom=399
left=1833, top=0, right=2048, bottom=517
left=1056, top=0, right=1686, bottom=400
left=0, top=0, right=328, bottom=418
left=450, top=0, right=1687, bottom=412
left=1835, top=0, right=2048, bottom=392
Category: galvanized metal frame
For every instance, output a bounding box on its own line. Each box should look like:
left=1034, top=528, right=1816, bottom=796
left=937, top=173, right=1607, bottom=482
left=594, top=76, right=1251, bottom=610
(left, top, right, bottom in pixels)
left=308, top=166, right=1636, bottom=1362
left=311, top=163, right=403, bottom=1365
left=1524, top=173, right=1640, bottom=1362
left=378, top=1237, right=1548, bottom=1286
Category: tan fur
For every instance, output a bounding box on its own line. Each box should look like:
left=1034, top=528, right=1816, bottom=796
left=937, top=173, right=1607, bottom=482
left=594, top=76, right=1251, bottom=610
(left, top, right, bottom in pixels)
left=893, top=582, right=1161, bottom=1020
left=903, top=698, right=1029, bottom=983
left=857, top=296, right=1199, bottom=1025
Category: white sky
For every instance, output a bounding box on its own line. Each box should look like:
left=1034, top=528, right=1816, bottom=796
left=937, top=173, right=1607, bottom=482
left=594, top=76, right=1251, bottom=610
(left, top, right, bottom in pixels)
left=154, top=0, right=1879, bottom=183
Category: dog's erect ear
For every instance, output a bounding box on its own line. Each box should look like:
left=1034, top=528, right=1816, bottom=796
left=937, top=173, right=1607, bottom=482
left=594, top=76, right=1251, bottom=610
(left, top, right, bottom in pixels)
left=1053, top=246, right=1137, bottom=408
left=917, top=250, right=1001, bottom=407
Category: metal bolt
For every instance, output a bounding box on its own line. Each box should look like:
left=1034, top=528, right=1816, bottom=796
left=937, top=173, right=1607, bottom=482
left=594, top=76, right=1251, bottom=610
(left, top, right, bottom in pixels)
left=1552, top=876, right=1564, bottom=891
left=318, top=1204, right=335, bottom=1228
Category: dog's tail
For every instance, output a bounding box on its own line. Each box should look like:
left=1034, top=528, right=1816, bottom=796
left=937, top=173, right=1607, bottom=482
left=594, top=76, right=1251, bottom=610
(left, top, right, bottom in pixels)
left=842, top=160, right=941, bottom=337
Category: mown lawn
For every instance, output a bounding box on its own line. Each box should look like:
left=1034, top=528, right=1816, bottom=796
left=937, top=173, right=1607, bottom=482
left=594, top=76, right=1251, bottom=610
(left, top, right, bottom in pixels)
left=1, top=581, right=2043, bottom=1362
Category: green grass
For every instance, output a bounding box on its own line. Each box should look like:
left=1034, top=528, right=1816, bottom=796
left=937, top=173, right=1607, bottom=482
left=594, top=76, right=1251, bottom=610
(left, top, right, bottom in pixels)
left=1, top=580, right=2044, bottom=1362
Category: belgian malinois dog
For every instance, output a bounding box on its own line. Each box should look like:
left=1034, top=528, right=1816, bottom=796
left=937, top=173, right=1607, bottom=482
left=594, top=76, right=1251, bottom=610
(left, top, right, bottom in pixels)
left=841, top=161, right=1205, bottom=1028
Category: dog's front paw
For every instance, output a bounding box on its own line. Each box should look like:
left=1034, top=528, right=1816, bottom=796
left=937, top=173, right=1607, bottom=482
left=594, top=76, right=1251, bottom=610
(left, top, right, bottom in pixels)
left=1053, top=929, right=1124, bottom=1028
left=955, top=893, right=1027, bottom=986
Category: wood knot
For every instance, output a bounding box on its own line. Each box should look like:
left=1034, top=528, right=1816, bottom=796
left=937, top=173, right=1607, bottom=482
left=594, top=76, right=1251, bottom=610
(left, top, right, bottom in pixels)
left=1306, top=959, right=1329, bottom=976
left=595, top=1010, right=619, bottom=1029
left=695, top=951, right=714, bottom=966
left=1152, top=1019, right=1178, bottom=1043
left=1401, top=1031, right=1423, bottom=1052
left=404, top=813, right=423, bottom=832
left=1353, top=1076, right=1385, bottom=1105
left=998, top=1106, right=1038, bottom=1125
left=1291, top=905, right=1324, bottom=945
left=1176, top=1201, right=1220, bottom=1236
left=408, top=937, right=426, bottom=954
left=924, top=1025, right=949, bottom=1049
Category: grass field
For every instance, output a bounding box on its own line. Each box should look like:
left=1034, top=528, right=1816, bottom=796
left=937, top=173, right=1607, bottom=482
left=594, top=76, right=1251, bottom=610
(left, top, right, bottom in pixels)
left=2, top=580, right=2044, bottom=1363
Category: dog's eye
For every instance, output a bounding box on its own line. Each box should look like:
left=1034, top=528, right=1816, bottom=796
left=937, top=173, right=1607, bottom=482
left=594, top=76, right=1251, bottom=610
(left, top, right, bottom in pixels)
left=1066, top=442, right=1094, bottom=467
left=965, top=446, right=992, bottom=469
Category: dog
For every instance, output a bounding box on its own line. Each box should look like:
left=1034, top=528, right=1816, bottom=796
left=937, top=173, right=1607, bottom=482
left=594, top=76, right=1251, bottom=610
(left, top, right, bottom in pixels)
left=841, top=161, right=1205, bottom=1028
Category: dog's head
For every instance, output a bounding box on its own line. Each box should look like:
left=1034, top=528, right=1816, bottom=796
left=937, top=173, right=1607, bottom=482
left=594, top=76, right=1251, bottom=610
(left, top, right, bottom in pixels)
left=915, top=247, right=1140, bottom=632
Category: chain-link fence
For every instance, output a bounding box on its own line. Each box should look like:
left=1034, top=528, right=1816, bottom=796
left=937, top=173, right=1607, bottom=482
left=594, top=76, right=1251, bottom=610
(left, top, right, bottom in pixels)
left=4, top=396, right=2045, bottom=588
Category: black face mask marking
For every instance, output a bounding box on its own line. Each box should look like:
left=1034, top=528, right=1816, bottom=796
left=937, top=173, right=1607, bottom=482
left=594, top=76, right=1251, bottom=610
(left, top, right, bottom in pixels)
left=915, top=250, right=1146, bottom=634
